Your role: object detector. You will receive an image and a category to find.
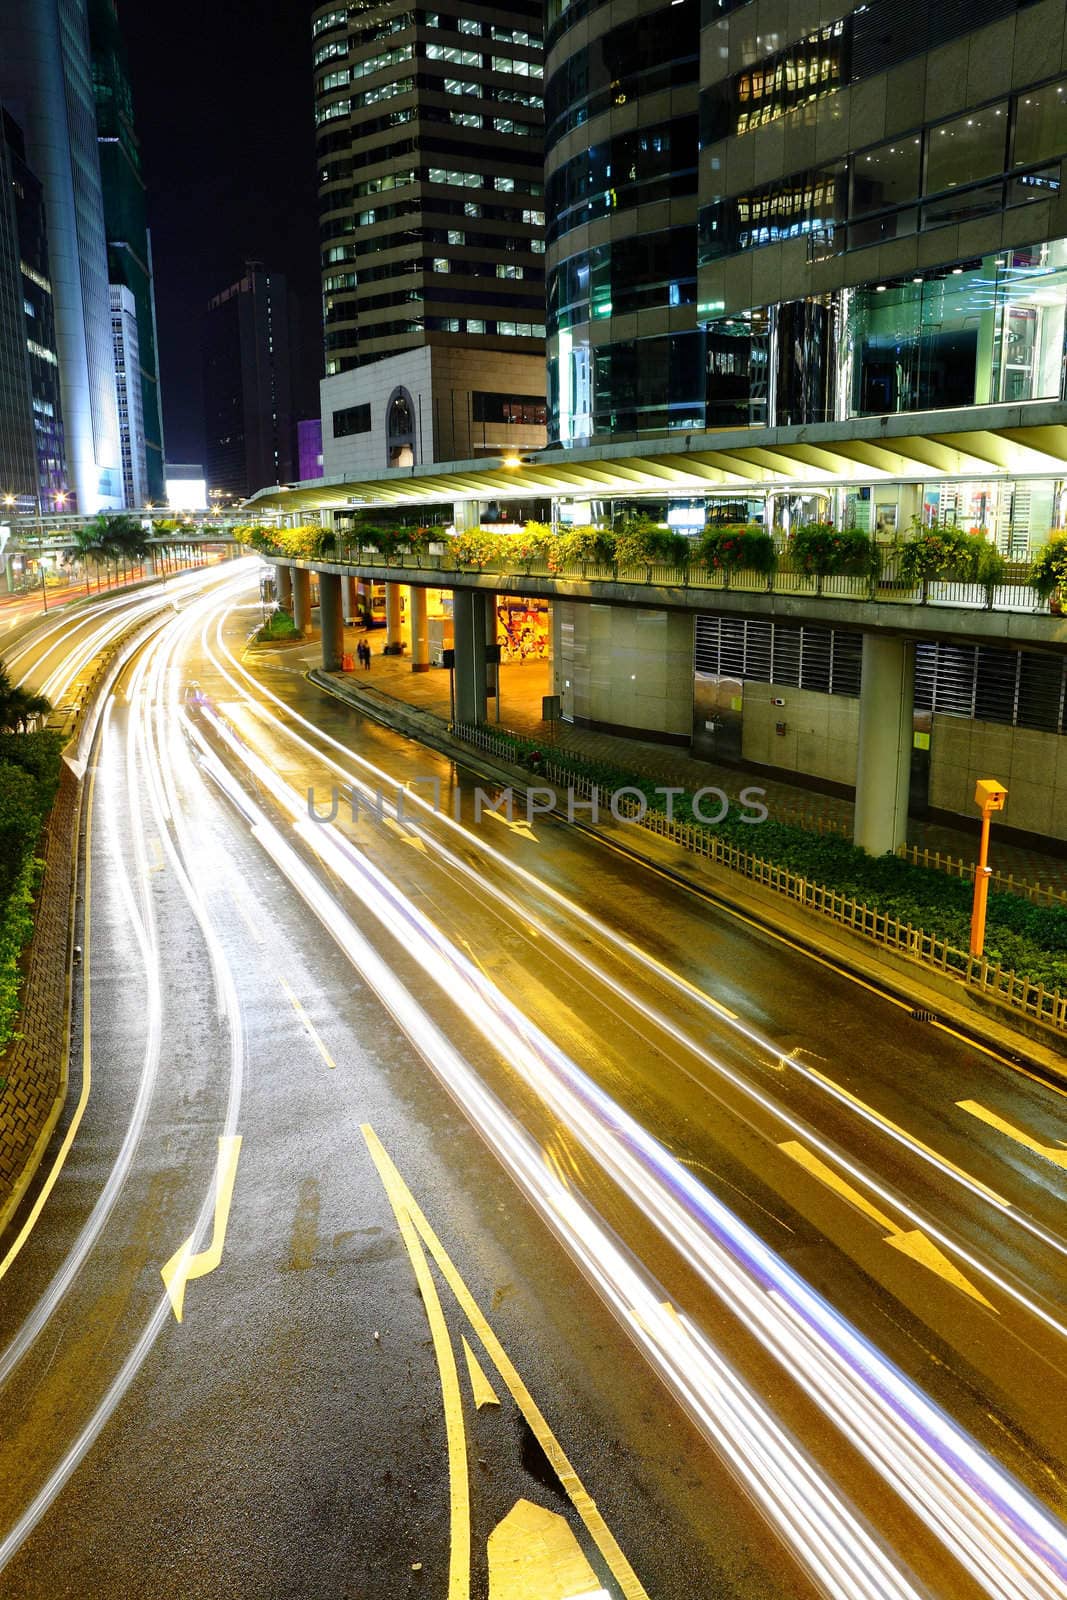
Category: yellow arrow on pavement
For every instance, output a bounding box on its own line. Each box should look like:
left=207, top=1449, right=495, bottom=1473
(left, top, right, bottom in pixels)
left=779, top=1140, right=995, bottom=1308
left=161, top=1135, right=243, bottom=1322
left=462, top=1337, right=501, bottom=1409
left=488, top=1499, right=603, bottom=1600
left=484, top=809, right=538, bottom=841
left=956, top=1100, right=1067, bottom=1170
left=383, top=815, right=426, bottom=850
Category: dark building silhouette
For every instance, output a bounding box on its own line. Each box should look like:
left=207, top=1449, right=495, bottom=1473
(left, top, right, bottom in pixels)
left=202, top=264, right=295, bottom=500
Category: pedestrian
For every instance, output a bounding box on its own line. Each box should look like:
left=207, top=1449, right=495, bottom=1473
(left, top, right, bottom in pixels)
left=363, top=639, right=372, bottom=670
left=356, top=639, right=364, bottom=668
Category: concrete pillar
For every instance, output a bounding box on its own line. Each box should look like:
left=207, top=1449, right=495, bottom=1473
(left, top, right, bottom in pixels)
left=484, top=590, right=499, bottom=698
left=292, top=567, right=312, bottom=636
left=345, top=575, right=359, bottom=620
left=276, top=563, right=293, bottom=611
left=385, top=581, right=403, bottom=651
left=319, top=572, right=344, bottom=671
left=409, top=584, right=430, bottom=671
left=854, top=634, right=915, bottom=856
left=452, top=588, right=488, bottom=725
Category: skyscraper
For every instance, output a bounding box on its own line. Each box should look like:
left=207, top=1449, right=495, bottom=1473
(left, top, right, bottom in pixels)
left=3, top=109, right=68, bottom=503
left=311, top=0, right=548, bottom=474
left=202, top=264, right=295, bottom=500
left=89, top=0, right=165, bottom=503
left=0, top=0, right=123, bottom=512
left=110, top=281, right=146, bottom=506
left=0, top=109, right=44, bottom=503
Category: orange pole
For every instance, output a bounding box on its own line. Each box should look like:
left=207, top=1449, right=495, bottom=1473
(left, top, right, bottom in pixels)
left=970, top=806, right=993, bottom=957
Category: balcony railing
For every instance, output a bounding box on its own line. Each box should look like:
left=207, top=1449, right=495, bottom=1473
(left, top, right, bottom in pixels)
left=324, top=545, right=1056, bottom=616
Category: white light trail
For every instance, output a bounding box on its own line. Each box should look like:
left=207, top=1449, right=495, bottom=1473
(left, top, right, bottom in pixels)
left=190, top=679, right=1067, bottom=1600
left=202, top=598, right=1067, bottom=1333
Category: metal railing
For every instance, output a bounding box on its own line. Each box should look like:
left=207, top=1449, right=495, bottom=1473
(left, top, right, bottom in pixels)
left=453, top=721, right=1066, bottom=1031
left=898, top=842, right=1067, bottom=907
left=328, top=546, right=1052, bottom=616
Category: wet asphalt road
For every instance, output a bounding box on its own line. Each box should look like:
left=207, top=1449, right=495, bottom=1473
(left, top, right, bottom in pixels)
left=0, top=566, right=1065, bottom=1599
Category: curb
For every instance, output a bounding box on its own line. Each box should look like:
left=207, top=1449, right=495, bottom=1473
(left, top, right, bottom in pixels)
left=307, top=668, right=1067, bottom=1085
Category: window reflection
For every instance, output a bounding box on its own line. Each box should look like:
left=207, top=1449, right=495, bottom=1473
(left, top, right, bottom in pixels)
left=847, top=241, right=1067, bottom=417
left=925, top=103, right=1008, bottom=194
left=851, top=138, right=921, bottom=216
left=1013, top=78, right=1067, bottom=167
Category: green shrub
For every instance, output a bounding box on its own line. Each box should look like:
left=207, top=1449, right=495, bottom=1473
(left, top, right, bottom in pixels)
left=477, top=732, right=1067, bottom=994
left=255, top=608, right=299, bottom=642
left=1029, top=532, right=1067, bottom=601
left=0, top=852, right=40, bottom=1049
left=790, top=523, right=879, bottom=576
left=896, top=523, right=1005, bottom=586
left=701, top=524, right=776, bottom=574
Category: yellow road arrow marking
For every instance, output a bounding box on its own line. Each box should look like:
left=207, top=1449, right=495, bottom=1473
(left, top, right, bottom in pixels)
left=956, top=1100, right=1067, bottom=1170
left=361, top=1124, right=649, bottom=1600
left=462, top=1336, right=501, bottom=1410
left=808, top=1069, right=1009, bottom=1206
left=488, top=1499, right=601, bottom=1600
left=161, top=1135, right=243, bottom=1322
left=779, top=1140, right=995, bottom=1309
left=383, top=815, right=426, bottom=850
left=484, top=809, right=537, bottom=841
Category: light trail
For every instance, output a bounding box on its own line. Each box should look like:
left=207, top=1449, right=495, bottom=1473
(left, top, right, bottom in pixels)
left=203, top=596, right=1067, bottom=1334
left=189, top=672, right=1067, bottom=1600
left=0, top=572, right=250, bottom=1569
left=189, top=726, right=925, bottom=1600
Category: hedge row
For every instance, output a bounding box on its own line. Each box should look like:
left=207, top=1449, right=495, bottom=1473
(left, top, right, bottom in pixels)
left=0, top=731, right=63, bottom=1051
left=487, top=732, right=1067, bottom=993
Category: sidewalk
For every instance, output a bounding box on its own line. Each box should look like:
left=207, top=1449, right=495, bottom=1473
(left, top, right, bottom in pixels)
left=305, top=623, right=1067, bottom=896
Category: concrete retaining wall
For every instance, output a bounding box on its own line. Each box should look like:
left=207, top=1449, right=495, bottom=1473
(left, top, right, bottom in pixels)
left=0, top=762, right=78, bottom=1222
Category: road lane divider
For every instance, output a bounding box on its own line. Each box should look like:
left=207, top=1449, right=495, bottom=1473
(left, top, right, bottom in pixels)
left=807, top=1070, right=1010, bottom=1208
left=278, top=976, right=337, bottom=1069
left=779, top=1141, right=996, bottom=1308
left=363, top=1125, right=471, bottom=1600
left=488, top=1499, right=602, bottom=1600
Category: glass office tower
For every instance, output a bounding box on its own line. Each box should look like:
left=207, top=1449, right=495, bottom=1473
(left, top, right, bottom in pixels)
left=546, top=0, right=1067, bottom=446
left=0, top=0, right=123, bottom=511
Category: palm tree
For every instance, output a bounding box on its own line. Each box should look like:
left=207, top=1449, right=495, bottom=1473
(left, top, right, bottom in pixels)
left=66, top=524, right=103, bottom=596
left=0, top=662, right=51, bottom=732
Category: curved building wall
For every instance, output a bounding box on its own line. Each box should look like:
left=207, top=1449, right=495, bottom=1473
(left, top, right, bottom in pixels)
left=544, top=0, right=701, bottom=445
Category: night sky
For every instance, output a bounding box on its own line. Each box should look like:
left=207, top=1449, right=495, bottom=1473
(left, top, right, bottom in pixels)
left=122, top=0, right=323, bottom=465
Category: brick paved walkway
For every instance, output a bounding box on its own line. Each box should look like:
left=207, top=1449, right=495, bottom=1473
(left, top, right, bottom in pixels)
left=299, top=624, right=1067, bottom=895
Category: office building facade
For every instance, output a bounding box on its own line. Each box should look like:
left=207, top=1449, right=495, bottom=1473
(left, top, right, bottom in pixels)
left=0, top=0, right=123, bottom=512
left=0, top=108, right=46, bottom=502
left=203, top=265, right=295, bottom=500
left=3, top=110, right=68, bottom=503
left=89, top=0, right=165, bottom=502
left=545, top=0, right=1067, bottom=457
left=310, top=0, right=548, bottom=471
